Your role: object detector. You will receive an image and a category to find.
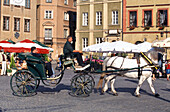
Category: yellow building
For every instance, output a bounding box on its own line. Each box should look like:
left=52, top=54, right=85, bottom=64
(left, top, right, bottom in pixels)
left=0, top=0, right=37, bottom=41
left=123, top=0, right=170, bottom=44
left=76, top=0, right=122, bottom=50
left=36, top=0, right=77, bottom=58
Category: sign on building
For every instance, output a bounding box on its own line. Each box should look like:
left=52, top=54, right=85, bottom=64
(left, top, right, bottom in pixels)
left=10, top=0, right=25, bottom=6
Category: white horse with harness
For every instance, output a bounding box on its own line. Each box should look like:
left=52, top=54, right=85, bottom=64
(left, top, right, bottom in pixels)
left=102, top=48, right=160, bottom=97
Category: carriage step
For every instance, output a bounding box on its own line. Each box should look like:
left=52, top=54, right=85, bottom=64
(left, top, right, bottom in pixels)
left=75, top=64, right=90, bottom=71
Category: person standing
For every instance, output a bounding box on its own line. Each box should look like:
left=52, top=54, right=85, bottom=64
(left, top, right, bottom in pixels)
left=0, top=49, right=7, bottom=76
left=165, top=60, right=170, bottom=81
left=63, top=36, right=85, bottom=67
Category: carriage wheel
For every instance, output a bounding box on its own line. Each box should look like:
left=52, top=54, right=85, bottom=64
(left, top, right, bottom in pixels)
left=70, top=73, right=95, bottom=97
left=43, top=72, right=64, bottom=87
left=10, top=70, right=38, bottom=97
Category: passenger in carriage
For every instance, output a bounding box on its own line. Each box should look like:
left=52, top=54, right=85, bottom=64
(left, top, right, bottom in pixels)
left=21, top=60, right=27, bottom=69
left=63, top=36, right=86, bottom=67
left=31, top=46, right=54, bottom=78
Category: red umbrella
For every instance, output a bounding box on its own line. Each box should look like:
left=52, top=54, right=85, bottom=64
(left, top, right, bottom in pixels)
left=14, top=39, right=49, bottom=54
left=0, top=39, right=49, bottom=54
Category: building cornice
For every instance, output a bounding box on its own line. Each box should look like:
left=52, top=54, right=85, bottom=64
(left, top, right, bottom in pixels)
left=37, top=4, right=76, bottom=10
left=77, top=0, right=122, bottom=6
left=126, top=3, right=170, bottom=8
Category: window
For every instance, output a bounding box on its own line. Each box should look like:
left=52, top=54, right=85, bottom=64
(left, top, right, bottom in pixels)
left=96, top=12, right=102, bottom=25
left=112, top=11, right=118, bottom=25
left=24, top=19, right=30, bottom=32
left=82, top=12, right=88, bottom=26
left=4, top=0, right=10, bottom=5
left=45, top=10, right=53, bottom=19
left=64, top=0, right=68, bottom=5
left=157, top=10, right=168, bottom=26
left=73, top=0, right=76, bottom=7
left=144, top=11, right=152, bottom=26
left=46, top=0, right=52, bottom=3
left=25, top=0, right=30, bottom=8
left=3, top=16, right=10, bottom=31
left=129, top=11, right=137, bottom=27
left=64, top=29, right=68, bottom=38
left=44, top=28, right=52, bottom=44
left=96, top=38, right=102, bottom=44
left=14, top=18, right=20, bottom=31
left=82, top=38, right=88, bottom=48
left=64, top=12, right=69, bottom=21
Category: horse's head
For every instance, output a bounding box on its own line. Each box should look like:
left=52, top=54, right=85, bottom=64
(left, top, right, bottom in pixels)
left=145, top=47, right=165, bottom=65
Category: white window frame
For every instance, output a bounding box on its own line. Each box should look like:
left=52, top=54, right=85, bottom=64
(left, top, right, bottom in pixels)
left=3, top=16, right=10, bottom=31
left=14, top=18, right=20, bottom=31
left=73, top=0, right=76, bottom=7
left=4, top=0, right=10, bottom=5
left=96, top=12, right=102, bottom=25
left=24, top=19, right=30, bottom=32
left=82, top=38, right=88, bottom=48
left=82, top=12, right=88, bottom=26
left=64, top=12, right=69, bottom=21
left=46, top=0, right=52, bottom=3
left=112, top=11, right=118, bottom=25
left=96, top=37, right=102, bottom=44
left=64, top=0, right=68, bottom=5
left=64, top=29, right=68, bottom=38
left=44, top=10, right=53, bottom=19
left=25, top=0, right=30, bottom=8
left=45, top=28, right=52, bottom=40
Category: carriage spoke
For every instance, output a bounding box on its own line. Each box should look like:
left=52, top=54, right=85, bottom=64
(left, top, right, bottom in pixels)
left=24, top=86, right=29, bottom=95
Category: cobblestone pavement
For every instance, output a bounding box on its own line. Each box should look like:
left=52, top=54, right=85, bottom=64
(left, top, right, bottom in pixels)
left=0, top=62, right=169, bottom=112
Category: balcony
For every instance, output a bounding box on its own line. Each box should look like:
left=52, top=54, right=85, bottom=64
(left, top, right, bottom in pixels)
left=37, top=37, right=67, bottom=46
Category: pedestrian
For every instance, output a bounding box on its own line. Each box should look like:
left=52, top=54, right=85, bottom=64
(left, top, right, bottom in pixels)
left=0, top=49, right=7, bottom=76
left=165, top=60, right=170, bottom=81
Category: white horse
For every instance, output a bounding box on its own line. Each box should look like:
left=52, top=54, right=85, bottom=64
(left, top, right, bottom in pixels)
left=102, top=49, right=160, bottom=97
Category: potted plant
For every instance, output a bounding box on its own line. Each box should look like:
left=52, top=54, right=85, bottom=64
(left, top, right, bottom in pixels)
left=159, top=25, right=164, bottom=30
left=129, top=26, right=135, bottom=30
left=10, top=54, right=17, bottom=75
left=144, top=26, right=150, bottom=30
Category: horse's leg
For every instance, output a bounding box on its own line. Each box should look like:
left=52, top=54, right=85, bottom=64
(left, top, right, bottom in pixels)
left=102, top=75, right=115, bottom=94
left=135, top=75, right=147, bottom=97
left=147, top=76, right=160, bottom=97
left=110, top=76, right=118, bottom=96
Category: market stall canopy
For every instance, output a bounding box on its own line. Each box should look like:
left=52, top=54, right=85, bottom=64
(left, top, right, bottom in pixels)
left=0, top=40, right=18, bottom=52
left=152, top=38, right=170, bottom=48
left=32, top=40, right=54, bottom=52
left=136, top=42, right=152, bottom=52
left=83, top=41, right=141, bottom=53
left=14, top=39, right=49, bottom=54
left=0, top=39, right=50, bottom=54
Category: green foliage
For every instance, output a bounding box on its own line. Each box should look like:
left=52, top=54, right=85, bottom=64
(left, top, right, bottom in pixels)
left=10, top=54, right=16, bottom=68
left=7, top=69, right=12, bottom=73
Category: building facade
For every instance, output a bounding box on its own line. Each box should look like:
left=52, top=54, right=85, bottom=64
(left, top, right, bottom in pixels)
left=123, top=0, right=170, bottom=44
left=37, top=0, right=77, bottom=58
left=76, top=0, right=122, bottom=50
left=0, top=0, right=37, bottom=41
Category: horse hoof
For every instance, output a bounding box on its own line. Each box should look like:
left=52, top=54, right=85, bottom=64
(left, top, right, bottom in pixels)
left=113, top=93, right=118, bottom=96
left=155, top=93, right=160, bottom=97
left=135, top=94, right=140, bottom=97
left=101, top=89, right=105, bottom=95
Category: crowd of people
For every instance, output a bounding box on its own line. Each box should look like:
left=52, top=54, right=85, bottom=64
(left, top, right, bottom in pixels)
left=0, top=49, right=28, bottom=76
